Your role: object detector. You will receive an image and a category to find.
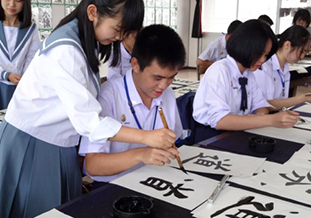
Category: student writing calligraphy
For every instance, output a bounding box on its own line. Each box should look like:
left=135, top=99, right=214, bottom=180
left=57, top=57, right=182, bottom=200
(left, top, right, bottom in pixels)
left=196, top=20, right=242, bottom=75
left=193, top=20, right=299, bottom=131
left=0, top=0, right=40, bottom=109
left=254, top=25, right=311, bottom=111
left=79, top=24, right=186, bottom=188
left=0, top=1, right=177, bottom=217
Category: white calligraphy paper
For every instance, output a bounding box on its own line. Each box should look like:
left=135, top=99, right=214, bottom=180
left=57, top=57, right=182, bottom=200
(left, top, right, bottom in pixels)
left=169, top=146, right=266, bottom=177
left=35, top=209, right=72, bottom=218
left=192, top=186, right=311, bottom=218
left=111, top=165, right=219, bottom=210
left=292, top=103, right=311, bottom=114
left=253, top=165, right=311, bottom=205
left=293, top=115, right=311, bottom=131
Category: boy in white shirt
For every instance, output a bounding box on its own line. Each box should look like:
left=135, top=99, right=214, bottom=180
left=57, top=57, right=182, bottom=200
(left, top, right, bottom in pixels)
left=196, top=20, right=242, bottom=75
left=79, top=24, right=186, bottom=187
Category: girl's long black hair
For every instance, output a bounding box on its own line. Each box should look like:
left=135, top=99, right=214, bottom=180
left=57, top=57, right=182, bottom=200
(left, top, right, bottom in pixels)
left=54, top=0, right=144, bottom=74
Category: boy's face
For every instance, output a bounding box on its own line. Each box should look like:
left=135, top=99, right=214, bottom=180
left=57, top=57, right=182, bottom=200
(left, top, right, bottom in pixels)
left=295, top=18, right=308, bottom=28
left=132, top=58, right=178, bottom=101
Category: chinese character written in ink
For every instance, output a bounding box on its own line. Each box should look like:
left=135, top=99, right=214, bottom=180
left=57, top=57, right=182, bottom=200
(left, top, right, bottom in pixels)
left=182, top=153, right=232, bottom=172
left=279, top=170, right=311, bottom=194
left=211, top=196, right=296, bottom=218
left=140, top=177, right=194, bottom=199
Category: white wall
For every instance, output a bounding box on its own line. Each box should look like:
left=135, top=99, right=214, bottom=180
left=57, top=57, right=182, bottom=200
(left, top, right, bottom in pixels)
left=186, top=1, right=223, bottom=68
left=177, top=0, right=191, bottom=67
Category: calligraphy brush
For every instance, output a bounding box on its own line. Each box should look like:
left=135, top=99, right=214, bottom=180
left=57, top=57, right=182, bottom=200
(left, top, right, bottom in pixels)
left=158, top=108, right=188, bottom=175
left=281, top=107, right=308, bottom=123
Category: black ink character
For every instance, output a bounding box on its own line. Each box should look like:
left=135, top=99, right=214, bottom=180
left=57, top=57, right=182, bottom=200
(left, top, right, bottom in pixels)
left=211, top=196, right=293, bottom=218
left=182, top=153, right=232, bottom=171
left=140, top=177, right=194, bottom=199
left=279, top=170, right=311, bottom=194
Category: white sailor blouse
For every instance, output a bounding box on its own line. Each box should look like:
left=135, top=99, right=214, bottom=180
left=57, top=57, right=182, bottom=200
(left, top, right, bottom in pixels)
left=0, top=21, right=40, bottom=84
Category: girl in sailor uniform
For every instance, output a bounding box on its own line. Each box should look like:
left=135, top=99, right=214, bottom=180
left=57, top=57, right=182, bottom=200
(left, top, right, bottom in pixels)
left=0, top=0, right=40, bottom=109
left=0, top=0, right=176, bottom=217
left=254, top=25, right=311, bottom=111
left=193, top=20, right=299, bottom=131
left=79, top=24, right=185, bottom=188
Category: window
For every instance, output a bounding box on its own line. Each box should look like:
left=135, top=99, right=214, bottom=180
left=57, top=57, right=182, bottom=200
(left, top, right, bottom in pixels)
left=202, top=0, right=278, bottom=33
left=279, top=0, right=311, bottom=33
left=143, top=0, right=178, bottom=30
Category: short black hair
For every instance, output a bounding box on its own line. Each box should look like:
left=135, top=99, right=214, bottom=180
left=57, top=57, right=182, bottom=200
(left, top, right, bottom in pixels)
left=54, top=0, right=144, bottom=74
left=279, top=25, right=310, bottom=51
left=132, top=24, right=186, bottom=72
left=227, top=20, right=242, bottom=35
left=258, top=14, right=274, bottom=26
left=0, top=0, right=32, bottom=28
left=293, top=9, right=311, bottom=27
left=227, top=19, right=278, bottom=68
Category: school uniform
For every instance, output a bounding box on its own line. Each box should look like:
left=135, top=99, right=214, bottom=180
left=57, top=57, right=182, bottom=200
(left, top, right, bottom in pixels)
left=193, top=55, right=271, bottom=128
left=79, top=69, right=183, bottom=182
left=0, top=19, right=122, bottom=218
left=198, top=35, right=227, bottom=62
left=0, top=21, right=40, bottom=109
left=107, top=42, right=132, bottom=80
left=254, top=54, right=290, bottom=100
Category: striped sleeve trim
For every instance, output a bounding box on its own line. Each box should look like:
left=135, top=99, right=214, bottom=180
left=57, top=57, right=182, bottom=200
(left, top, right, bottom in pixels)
left=1, top=70, right=10, bottom=81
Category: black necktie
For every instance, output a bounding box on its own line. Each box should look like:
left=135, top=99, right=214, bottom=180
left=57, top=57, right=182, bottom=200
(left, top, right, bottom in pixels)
left=238, top=77, right=248, bottom=112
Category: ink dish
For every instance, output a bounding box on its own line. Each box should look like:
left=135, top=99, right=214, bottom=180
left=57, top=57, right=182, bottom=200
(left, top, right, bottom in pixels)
left=249, top=136, right=276, bottom=153
left=112, top=196, right=154, bottom=218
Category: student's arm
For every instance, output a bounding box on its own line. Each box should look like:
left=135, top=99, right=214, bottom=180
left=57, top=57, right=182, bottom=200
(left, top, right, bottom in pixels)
left=85, top=147, right=178, bottom=176
left=215, top=111, right=299, bottom=130
left=267, top=94, right=311, bottom=111
left=196, top=58, right=214, bottom=74
left=48, top=46, right=175, bottom=150
left=109, top=126, right=176, bottom=150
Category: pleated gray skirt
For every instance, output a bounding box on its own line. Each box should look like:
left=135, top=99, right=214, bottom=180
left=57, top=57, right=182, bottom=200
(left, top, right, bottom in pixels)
left=0, top=120, right=82, bottom=218
left=0, top=83, right=16, bottom=110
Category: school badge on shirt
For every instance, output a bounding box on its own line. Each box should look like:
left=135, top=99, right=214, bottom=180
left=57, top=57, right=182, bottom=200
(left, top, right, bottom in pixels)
left=121, top=114, right=130, bottom=125
left=121, top=114, right=126, bottom=122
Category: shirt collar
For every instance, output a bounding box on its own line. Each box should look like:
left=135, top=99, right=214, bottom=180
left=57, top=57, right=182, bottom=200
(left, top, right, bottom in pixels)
left=227, top=55, right=249, bottom=78
left=271, top=54, right=289, bottom=74
left=124, top=69, right=163, bottom=109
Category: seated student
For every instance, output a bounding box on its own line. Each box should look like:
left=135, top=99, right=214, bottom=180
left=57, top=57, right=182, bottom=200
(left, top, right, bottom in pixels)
left=193, top=20, right=299, bottom=131
left=254, top=25, right=311, bottom=111
left=292, top=9, right=310, bottom=28
left=196, top=20, right=242, bottom=75
left=79, top=24, right=186, bottom=186
left=258, top=14, right=274, bottom=27
left=107, top=31, right=137, bottom=80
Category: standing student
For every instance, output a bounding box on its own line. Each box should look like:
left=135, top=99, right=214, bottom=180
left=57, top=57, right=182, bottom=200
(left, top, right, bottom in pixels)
left=0, top=1, right=177, bottom=217
left=254, top=25, right=311, bottom=110
left=0, top=0, right=40, bottom=109
left=196, top=20, right=242, bottom=75
left=292, top=9, right=310, bottom=28
left=107, top=31, right=137, bottom=80
left=79, top=24, right=185, bottom=187
left=193, top=20, right=299, bottom=131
